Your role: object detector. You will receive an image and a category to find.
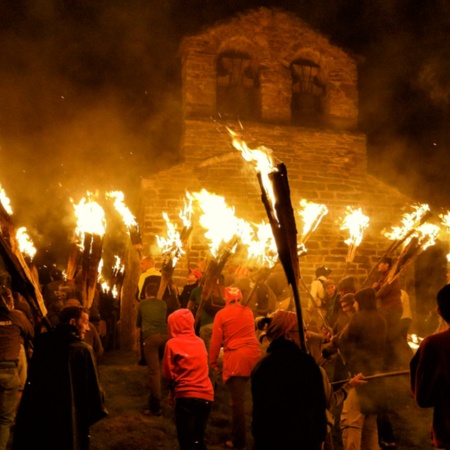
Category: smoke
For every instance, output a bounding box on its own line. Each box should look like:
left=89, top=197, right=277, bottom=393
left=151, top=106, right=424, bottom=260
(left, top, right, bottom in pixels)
left=0, top=1, right=183, bottom=268
left=0, top=0, right=449, bottom=272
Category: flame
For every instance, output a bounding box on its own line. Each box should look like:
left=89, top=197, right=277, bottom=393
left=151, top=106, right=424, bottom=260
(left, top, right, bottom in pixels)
left=179, top=196, right=193, bottom=229
left=191, top=189, right=252, bottom=258
left=112, top=284, right=119, bottom=298
left=413, top=223, right=440, bottom=252
left=245, top=221, right=278, bottom=267
left=0, top=185, right=13, bottom=215
left=229, top=129, right=278, bottom=214
left=106, top=190, right=137, bottom=227
left=440, top=211, right=450, bottom=230
left=407, top=333, right=423, bottom=351
left=341, top=207, right=370, bottom=262
left=72, top=196, right=106, bottom=242
left=384, top=203, right=431, bottom=241
left=341, top=207, right=370, bottom=247
left=16, top=227, right=36, bottom=260
left=156, top=212, right=185, bottom=265
left=298, top=199, right=328, bottom=244
left=101, top=281, right=110, bottom=293
left=113, top=255, right=125, bottom=275
left=97, top=259, right=104, bottom=282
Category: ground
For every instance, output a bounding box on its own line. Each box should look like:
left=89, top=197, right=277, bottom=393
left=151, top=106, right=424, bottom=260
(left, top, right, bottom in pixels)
left=88, top=349, right=436, bottom=450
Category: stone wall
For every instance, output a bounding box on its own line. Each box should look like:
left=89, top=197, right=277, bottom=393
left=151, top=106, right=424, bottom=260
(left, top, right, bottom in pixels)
left=180, top=7, right=358, bottom=129
left=140, top=119, right=412, bottom=289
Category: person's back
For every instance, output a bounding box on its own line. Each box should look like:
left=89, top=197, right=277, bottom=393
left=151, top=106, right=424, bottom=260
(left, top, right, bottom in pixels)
left=251, top=310, right=327, bottom=450
left=411, top=284, right=450, bottom=449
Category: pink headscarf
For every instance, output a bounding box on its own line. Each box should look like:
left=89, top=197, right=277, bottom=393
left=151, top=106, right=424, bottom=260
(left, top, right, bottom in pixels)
left=224, top=286, right=242, bottom=304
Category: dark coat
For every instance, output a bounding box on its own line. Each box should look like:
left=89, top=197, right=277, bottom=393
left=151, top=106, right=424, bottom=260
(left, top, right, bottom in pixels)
left=13, top=325, right=107, bottom=450
left=410, top=328, right=450, bottom=449
left=251, top=338, right=327, bottom=450
left=338, top=295, right=388, bottom=414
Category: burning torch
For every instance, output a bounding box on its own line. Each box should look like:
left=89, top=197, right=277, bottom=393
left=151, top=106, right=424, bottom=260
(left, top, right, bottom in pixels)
left=230, top=131, right=307, bottom=352
left=106, top=191, right=143, bottom=259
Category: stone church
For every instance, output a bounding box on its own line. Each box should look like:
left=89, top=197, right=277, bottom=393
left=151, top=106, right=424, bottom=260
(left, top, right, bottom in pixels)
left=133, top=7, right=446, bottom=331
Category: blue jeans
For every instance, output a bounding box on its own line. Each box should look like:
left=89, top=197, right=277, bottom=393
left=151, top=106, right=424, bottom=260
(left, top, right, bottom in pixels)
left=0, top=367, right=20, bottom=450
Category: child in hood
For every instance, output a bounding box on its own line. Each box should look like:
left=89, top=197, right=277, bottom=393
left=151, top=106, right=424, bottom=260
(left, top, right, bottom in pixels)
left=163, top=309, right=214, bottom=450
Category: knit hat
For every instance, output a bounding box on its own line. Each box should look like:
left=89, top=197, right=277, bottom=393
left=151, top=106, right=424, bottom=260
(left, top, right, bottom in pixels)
left=324, top=279, right=336, bottom=288
left=224, top=286, right=242, bottom=304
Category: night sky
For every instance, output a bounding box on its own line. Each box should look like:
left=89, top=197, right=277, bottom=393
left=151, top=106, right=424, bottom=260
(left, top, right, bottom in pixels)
left=0, top=0, right=449, bottom=269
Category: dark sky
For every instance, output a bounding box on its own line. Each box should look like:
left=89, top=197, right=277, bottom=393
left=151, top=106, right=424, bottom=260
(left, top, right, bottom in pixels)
left=0, top=0, right=449, bottom=268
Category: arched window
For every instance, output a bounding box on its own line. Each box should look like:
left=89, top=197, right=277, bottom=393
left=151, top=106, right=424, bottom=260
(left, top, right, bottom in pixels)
left=291, top=58, right=326, bottom=126
left=216, top=51, right=260, bottom=120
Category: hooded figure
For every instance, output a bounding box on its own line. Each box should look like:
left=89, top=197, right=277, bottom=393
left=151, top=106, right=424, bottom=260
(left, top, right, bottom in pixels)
left=13, top=306, right=107, bottom=450
left=163, top=309, right=213, bottom=450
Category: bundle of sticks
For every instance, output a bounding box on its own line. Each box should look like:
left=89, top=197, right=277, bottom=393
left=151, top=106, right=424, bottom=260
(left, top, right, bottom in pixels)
left=0, top=201, right=49, bottom=327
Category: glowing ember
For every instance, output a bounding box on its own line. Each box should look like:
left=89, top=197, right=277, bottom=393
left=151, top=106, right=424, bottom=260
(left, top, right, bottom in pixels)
left=156, top=212, right=185, bottom=266
left=341, top=206, right=370, bottom=262
left=191, top=189, right=253, bottom=258
left=298, top=199, right=328, bottom=245
left=229, top=129, right=278, bottom=214
left=407, top=333, right=423, bottom=351
left=384, top=203, right=431, bottom=241
left=72, top=196, right=106, bottom=239
left=16, top=227, right=36, bottom=260
left=106, top=190, right=138, bottom=227
left=0, top=185, right=13, bottom=215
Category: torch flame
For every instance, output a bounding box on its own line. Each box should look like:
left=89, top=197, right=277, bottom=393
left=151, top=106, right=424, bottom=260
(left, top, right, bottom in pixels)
left=341, top=207, right=370, bottom=262
left=106, top=190, right=138, bottom=227
left=179, top=196, right=193, bottom=229
left=440, top=211, right=450, bottom=230
left=229, top=129, right=278, bottom=215
left=113, top=255, right=125, bottom=275
left=191, top=189, right=253, bottom=258
left=156, top=212, right=185, bottom=266
left=101, top=281, right=110, bottom=294
left=341, top=207, right=370, bottom=247
left=73, top=199, right=106, bottom=237
left=245, top=221, right=278, bottom=267
left=413, top=223, right=440, bottom=252
left=384, top=203, right=431, bottom=241
left=298, top=199, right=328, bottom=244
left=72, top=196, right=106, bottom=240
left=16, top=227, right=36, bottom=260
left=0, top=185, right=13, bottom=215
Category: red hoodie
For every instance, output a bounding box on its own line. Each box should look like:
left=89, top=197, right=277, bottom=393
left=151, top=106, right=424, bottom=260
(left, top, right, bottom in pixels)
left=163, top=309, right=214, bottom=401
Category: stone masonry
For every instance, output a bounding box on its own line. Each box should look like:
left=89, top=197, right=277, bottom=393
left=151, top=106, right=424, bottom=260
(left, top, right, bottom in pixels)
left=138, top=7, right=420, bottom=299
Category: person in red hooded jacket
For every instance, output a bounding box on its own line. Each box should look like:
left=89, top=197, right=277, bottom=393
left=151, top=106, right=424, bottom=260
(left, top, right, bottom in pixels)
left=209, top=286, right=261, bottom=449
left=163, top=309, right=214, bottom=450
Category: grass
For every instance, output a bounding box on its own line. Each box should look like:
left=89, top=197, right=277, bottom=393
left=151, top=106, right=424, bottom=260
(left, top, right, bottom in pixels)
left=90, top=349, right=435, bottom=450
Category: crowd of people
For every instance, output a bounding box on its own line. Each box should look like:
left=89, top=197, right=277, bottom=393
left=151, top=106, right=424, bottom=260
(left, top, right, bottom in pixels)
left=0, top=254, right=449, bottom=450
